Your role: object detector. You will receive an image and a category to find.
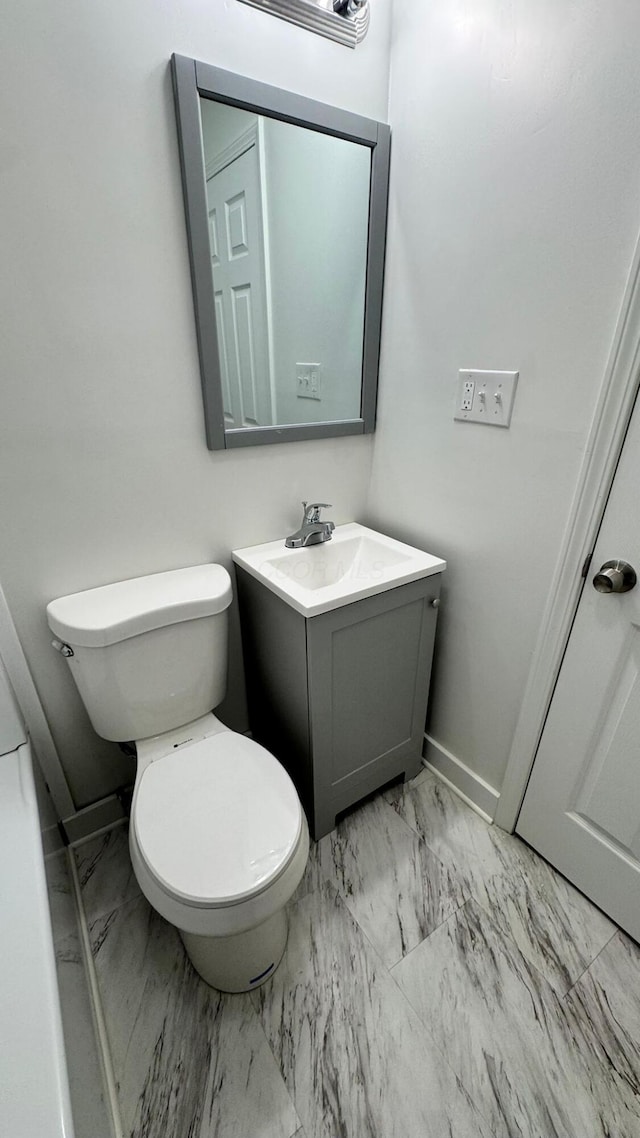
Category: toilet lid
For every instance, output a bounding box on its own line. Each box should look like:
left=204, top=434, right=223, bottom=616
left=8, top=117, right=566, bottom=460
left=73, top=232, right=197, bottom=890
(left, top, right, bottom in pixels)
left=133, top=733, right=303, bottom=907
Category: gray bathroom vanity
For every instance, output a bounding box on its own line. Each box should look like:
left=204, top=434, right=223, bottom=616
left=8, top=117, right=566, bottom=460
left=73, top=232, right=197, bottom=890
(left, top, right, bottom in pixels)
left=233, top=524, right=445, bottom=839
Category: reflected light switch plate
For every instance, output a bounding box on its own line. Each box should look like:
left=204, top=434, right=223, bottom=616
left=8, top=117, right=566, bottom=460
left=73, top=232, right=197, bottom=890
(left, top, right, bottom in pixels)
left=296, top=362, right=322, bottom=401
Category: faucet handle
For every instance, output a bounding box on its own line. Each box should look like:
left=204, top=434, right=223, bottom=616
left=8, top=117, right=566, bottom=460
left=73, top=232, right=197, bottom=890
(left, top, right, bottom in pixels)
left=302, top=501, right=333, bottom=523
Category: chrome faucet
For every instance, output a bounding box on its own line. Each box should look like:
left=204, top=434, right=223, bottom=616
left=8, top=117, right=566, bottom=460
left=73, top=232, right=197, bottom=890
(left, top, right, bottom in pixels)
left=285, top=502, right=335, bottom=548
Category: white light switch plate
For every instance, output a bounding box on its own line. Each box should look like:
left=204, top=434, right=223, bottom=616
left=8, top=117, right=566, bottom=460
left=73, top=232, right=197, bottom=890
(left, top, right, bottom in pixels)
left=296, top=362, right=322, bottom=401
left=454, top=369, right=519, bottom=427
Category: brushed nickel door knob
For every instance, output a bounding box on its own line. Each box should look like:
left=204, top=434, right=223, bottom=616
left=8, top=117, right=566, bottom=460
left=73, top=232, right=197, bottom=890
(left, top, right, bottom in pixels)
left=592, top=560, right=637, bottom=594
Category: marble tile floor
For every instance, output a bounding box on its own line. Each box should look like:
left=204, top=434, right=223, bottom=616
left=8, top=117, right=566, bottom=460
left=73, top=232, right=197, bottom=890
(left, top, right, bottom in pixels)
left=74, top=769, right=640, bottom=1138
left=45, top=851, right=113, bottom=1138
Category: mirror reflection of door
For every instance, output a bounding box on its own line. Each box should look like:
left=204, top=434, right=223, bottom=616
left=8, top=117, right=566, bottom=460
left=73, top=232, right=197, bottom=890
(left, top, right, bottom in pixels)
left=205, top=124, right=274, bottom=428
left=199, top=95, right=371, bottom=432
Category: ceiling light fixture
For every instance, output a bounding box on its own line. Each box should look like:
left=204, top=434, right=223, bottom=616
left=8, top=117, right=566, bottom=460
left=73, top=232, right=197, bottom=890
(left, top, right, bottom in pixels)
left=236, top=0, right=370, bottom=49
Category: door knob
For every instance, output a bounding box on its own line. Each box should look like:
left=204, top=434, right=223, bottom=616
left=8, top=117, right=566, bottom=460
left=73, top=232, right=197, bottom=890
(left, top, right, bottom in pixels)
left=592, top=560, right=637, bottom=594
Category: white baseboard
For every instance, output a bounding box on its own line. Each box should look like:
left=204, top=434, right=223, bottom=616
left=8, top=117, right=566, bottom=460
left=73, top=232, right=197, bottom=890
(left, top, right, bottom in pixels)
left=67, top=851, right=124, bottom=1138
left=422, top=735, right=500, bottom=823
left=41, top=823, right=65, bottom=857
left=62, top=793, right=127, bottom=846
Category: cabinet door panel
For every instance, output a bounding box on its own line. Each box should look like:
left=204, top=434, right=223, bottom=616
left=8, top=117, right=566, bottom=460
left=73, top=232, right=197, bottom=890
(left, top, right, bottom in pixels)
left=307, top=577, right=440, bottom=827
left=328, top=601, right=423, bottom=779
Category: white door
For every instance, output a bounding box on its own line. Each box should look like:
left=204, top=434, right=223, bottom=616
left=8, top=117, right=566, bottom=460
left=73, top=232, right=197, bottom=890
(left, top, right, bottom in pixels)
left=206, top=145, right=273, bottom=429
left=517, top=387, right=640, bottom=940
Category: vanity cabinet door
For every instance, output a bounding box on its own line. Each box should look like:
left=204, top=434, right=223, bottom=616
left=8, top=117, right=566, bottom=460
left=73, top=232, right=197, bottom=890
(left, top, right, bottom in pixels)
left=306, top=575, right=441, bottom=838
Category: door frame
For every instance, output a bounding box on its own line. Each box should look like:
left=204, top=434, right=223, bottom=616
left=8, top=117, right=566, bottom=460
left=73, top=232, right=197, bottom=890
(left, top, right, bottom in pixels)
left=495, top=229, right=640, bottom=833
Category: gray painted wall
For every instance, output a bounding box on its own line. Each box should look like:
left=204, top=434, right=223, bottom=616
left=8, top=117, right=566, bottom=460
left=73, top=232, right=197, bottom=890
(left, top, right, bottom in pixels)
left=367, top=0, right=640, bottom=794
left=0, top=0, right=392, bottom=807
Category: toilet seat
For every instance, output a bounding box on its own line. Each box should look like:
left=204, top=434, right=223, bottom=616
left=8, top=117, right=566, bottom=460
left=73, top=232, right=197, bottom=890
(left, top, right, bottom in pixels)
left=132, top=732, right=303, bottom=908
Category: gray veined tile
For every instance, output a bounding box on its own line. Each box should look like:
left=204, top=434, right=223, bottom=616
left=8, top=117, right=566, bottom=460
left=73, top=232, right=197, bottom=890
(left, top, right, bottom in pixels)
left=73, top=823, right=141, bottom=922
left=46, top=852, right=112, bottom=1135
left=54, top=930, right=113, bottom=1138
left=252, top=882, right=495, bottom=1138
left=397, top=765, right=432, bottom=793
left=392, top=899, right=640, bottom=1138
left=385, top=771, right=615, bottom=994
left=45, top=849, right=78, bottom=944
left=198, top=998, right=301, bottom=1138
left=316, top=792, right=467, bottom=966
left=567, top=931, right=640, bottom=1100
left=91, top=894, right=300, bottom=1138
left=290, top=833, right=325, bottom=905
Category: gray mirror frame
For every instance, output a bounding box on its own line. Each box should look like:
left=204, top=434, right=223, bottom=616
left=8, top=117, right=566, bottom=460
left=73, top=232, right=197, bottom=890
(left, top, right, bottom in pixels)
left=171, top=54, right=390, bottom=450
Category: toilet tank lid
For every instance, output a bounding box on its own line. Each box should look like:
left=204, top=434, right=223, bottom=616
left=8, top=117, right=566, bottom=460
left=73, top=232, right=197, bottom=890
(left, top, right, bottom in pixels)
left=46, top=564, right=232, bottom=648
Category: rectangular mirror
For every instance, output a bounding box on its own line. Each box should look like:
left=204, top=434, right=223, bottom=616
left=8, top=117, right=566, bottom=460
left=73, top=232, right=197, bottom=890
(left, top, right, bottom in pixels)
left=171, top=55, right=390, bottom=450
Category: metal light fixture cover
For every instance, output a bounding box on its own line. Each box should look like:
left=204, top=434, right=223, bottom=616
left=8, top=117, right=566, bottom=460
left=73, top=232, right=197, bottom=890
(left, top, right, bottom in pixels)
left=236, top=0, right=370, bottom=48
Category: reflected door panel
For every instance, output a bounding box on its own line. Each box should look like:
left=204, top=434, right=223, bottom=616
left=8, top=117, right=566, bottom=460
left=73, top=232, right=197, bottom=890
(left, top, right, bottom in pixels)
left=205, top=144, right=273, bottom=429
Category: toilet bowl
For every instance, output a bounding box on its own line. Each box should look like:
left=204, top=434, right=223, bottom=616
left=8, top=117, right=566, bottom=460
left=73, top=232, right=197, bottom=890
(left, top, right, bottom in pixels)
left=46, top=563, right=309, bottom=992
left=129, top=712, right=309, bottom=990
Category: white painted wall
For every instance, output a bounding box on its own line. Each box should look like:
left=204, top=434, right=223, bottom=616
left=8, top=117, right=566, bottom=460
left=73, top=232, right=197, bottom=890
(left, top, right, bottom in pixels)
left=0, top=655, right=26, bottom=758
left=0, top=0, right=392, bottom=806
left=263, top=118, right=370, bottom=424
left=368, top=0, right=640, bottom=794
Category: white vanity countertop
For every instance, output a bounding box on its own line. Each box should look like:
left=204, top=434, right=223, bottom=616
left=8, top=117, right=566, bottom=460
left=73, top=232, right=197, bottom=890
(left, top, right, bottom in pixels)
left=232, top=522, right=446, bottom=617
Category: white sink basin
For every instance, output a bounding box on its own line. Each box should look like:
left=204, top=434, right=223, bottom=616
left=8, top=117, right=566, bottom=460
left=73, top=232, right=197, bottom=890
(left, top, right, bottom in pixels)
left=232, top=523, right=446, bottom=616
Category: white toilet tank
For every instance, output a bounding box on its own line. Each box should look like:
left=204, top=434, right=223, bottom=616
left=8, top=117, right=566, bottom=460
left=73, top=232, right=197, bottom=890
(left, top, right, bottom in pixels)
left=46, top=565, right=233, bottom=743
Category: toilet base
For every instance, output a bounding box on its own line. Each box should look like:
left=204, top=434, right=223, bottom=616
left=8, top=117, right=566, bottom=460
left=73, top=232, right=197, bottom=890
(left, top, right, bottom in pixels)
left=180, top=909, right=288, bottom=993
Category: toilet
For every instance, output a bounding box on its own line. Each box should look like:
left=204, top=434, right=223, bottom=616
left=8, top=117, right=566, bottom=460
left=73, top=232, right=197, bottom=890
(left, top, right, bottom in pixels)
left=46, top=563, right=309, bottom=993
